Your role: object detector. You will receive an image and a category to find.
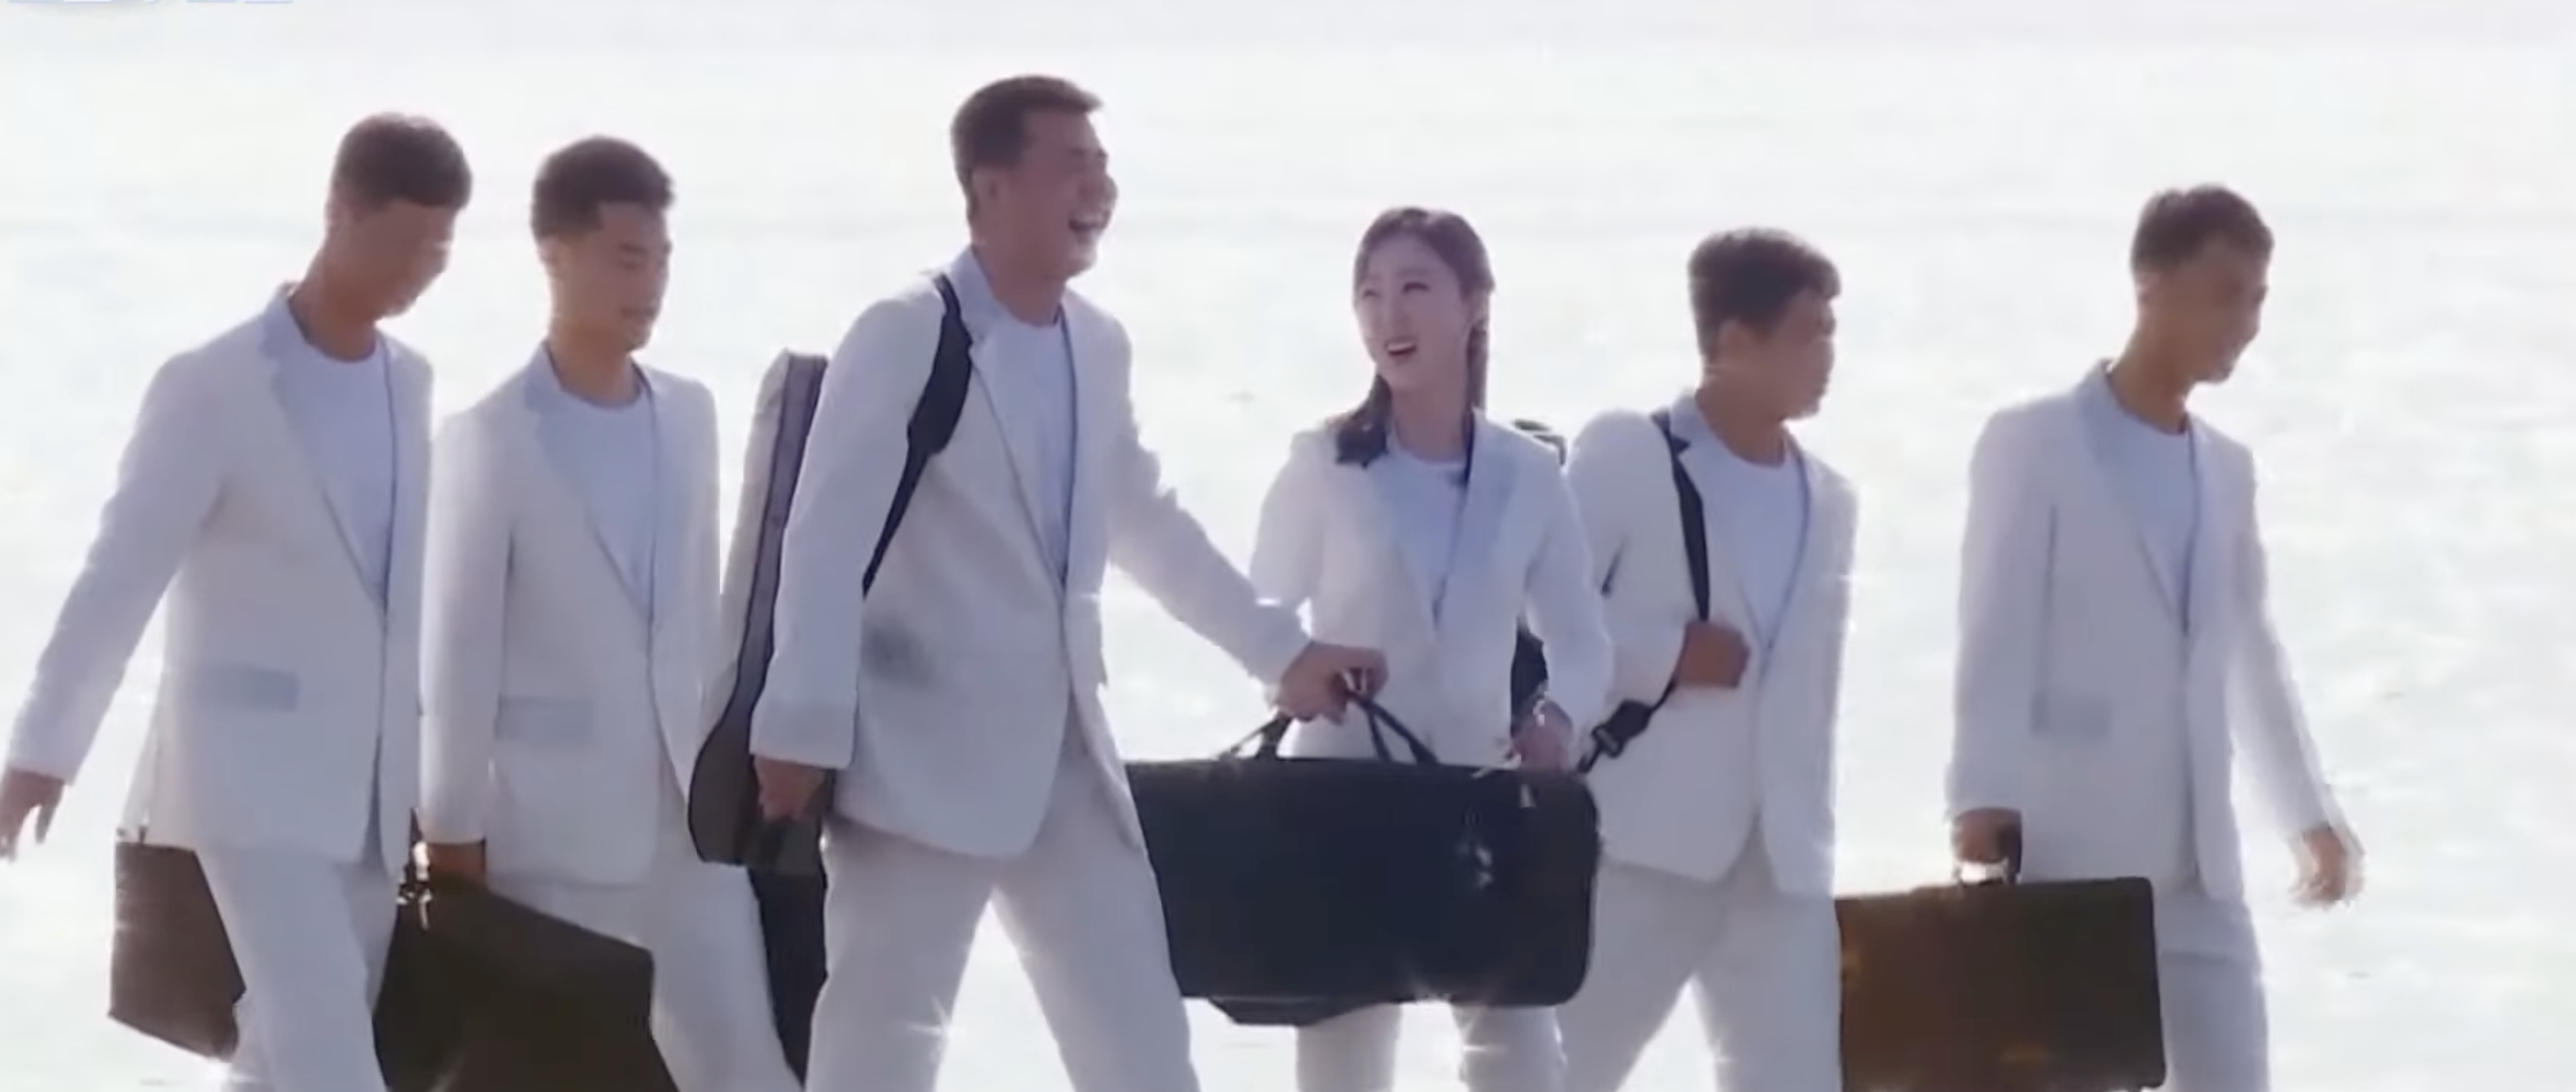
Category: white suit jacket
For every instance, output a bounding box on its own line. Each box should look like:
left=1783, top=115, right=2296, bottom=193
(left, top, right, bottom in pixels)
left=749, top=261, right=1310, bottom=859
left=4, top=296, right=429, bottom=868
left=1566, top=405, right=1857, bottom=895
left=1246, top=419, right=1612, bottom=767
left=1947, top=377, right=2342, bottom=898
left=418, top=357, right=721, bottom=885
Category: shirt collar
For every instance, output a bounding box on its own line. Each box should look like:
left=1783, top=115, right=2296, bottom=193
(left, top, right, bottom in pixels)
left=524, top=348, right=651, bottom=412
left=261, top=284, right=383, bottom=364
left=1662, top=391, right=1806, bottom=471
left=944, top=246, right=1063, bottom=339
left=1662, top=392, right=1717, bottom=450
left=2083, top=360, right=2190, bottom=435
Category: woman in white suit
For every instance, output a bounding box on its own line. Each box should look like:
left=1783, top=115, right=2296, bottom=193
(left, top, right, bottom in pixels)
left=1248, top=206, right=1615, bottom=1092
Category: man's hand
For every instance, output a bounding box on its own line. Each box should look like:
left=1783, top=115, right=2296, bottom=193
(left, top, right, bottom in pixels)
left=1510, top=700, right=1574, bottom=773
left=753, top=757, right=832, bottom=822
left=0, top=768, right=66, bottom=862
left=424, top=841, right=486, bottom=885
left=1276, top=642, right=1387, bottom=720
left=1673, top=622, right=1751, bottom=689
left=2293, top=823, right=2362, bottom=906
left=1950, top=806, right=2022, bottom=867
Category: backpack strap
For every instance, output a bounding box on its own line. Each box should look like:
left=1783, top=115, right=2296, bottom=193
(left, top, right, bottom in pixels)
left=862, top=274, right=974, bottom=589
left=1577, top=409, right=1709, bottom=773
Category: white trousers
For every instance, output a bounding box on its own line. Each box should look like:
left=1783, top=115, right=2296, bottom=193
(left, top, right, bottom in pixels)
left=805, top=731, right=1199, bottom=1092
left=1555, top=843, right=1842, bottom=1092
left=200, top=841, right=398, bottom=1092
left=2150, top=888, right=2269, bottom=1092
left=1297, top=1002, right=1563, bottom=1092
left=490, top=773, right=800, bottom=1092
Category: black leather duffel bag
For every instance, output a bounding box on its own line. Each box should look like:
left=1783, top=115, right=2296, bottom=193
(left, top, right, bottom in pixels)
left=378, top=877, right=674, bottom=1092
left=1128, top=698, right=1600, bottom=1026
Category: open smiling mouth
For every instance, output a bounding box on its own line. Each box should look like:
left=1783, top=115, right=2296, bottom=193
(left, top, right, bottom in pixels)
left=1382, top=337, right=1419, bottom=360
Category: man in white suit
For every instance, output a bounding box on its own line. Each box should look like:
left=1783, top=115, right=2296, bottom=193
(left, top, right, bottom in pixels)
left=1948, top=185, right=2362, bottom=1092
left=746, top=75, right=1387, bottom=1092
left=1555, top=228, right=1857, bottom=1092
left=416, top=137, right=799, bottom=1092
left=0, top=115, right=470, bottom=1092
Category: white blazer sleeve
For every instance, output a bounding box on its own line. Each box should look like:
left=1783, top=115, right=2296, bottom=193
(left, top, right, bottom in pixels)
left=2227, top=463, right=2340, bottom=834
left=1566, top=415, right=1687, bottom=708
left=1524, top=465, right=1614, bottom=730
left=419, top=414, right=509, bottom=843
left=5, top=359, right=224, bottom=781
left=1947, top=410, right=2051, bottom=817
left=751, top=299, right=936, bottom=770
left=1246, top=435, right=1324, bottom=610
left=1102, top=338, right=1308, bottom=686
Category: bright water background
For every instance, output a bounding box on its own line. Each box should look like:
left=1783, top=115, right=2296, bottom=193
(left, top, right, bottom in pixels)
left=0, top=1, right=2568, bottom=1088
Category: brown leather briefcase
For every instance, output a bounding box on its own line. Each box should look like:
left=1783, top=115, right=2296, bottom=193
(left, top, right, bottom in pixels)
left=107, top=839, right=244, bottom=1057
left=108, top=838, right=674, bottom=1092
left=1837, top=829, right=2167, bottom=1092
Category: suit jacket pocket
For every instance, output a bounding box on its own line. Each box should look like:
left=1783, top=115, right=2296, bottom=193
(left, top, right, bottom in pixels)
left=176, top=663, right=301, bottom=712
left=494, top=696, right=592, bottom=747
left=2031, top=693, right=2112, bottom=742
left=859, top=618, right=935, bottom=685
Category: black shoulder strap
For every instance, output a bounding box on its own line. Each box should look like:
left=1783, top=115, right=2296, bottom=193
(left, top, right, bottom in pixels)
left=1577, top=409, right=1709, bottom=773
left=860, top=274, right=974, bottom=590
left=1652, top=409, right=1712, bottom=622
left=748, top=272, right=973, bottom=630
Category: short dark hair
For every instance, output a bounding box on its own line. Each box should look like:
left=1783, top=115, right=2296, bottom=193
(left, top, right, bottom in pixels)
left=530, top=136, right=674, bottom=239
left=949, top=75, right=1101, bottom=194
left=330, top=113, right=472, bottom=212
left=1686, top=228, right=1840, bottom=356
left=2130, top=185, right=2272, bottom=271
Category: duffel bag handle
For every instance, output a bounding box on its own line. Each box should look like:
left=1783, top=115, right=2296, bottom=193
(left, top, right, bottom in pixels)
left=1348, top=694, right=1439, bottom=766
left=1232, top=715, right=1296, bottom=759
left=1221, top=698, right=1440, bottom=766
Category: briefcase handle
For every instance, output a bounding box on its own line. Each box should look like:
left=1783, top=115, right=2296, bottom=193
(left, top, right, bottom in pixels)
left=1954, top=821, right=2026, bottom=887
left=1227, top=697, right=1440, bottom=766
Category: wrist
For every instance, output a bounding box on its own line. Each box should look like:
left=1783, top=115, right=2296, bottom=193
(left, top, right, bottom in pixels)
left=1518, top=698, right=1571, bottom=734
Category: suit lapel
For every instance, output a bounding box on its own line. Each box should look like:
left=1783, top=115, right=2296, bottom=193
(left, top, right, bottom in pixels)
left=2066, top=377, right=2185, bottom=625
left=508, top=359, right=649, bottom=632
left=385, top=350, right=431, bottom=622
left=252, top=321, right=379, bottom=611
left=1064, top=306, right=1113, bottom=588
left=644, top=366, right=690, bottom=642
left=1430, top=420, right=1513, bottom=643
left=1348, top=456, right=1443, bottom=647
left=1667, top=429, right=1761, bottom=632
left=967, top=329, right=1056, bottom=561
left=2182, top=427, right=2227, bottom=639
left=1762, top=445, right=1830, bottom=649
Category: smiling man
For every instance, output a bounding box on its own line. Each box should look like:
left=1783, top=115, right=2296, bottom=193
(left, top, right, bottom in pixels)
left=745, top=75, right=1386, bottom=1092
left=1948, top=185, right=2361, bottom=1092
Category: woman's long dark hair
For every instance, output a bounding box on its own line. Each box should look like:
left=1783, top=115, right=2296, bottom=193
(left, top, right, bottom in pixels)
left=1331, top=207, right=1496, bottom=466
